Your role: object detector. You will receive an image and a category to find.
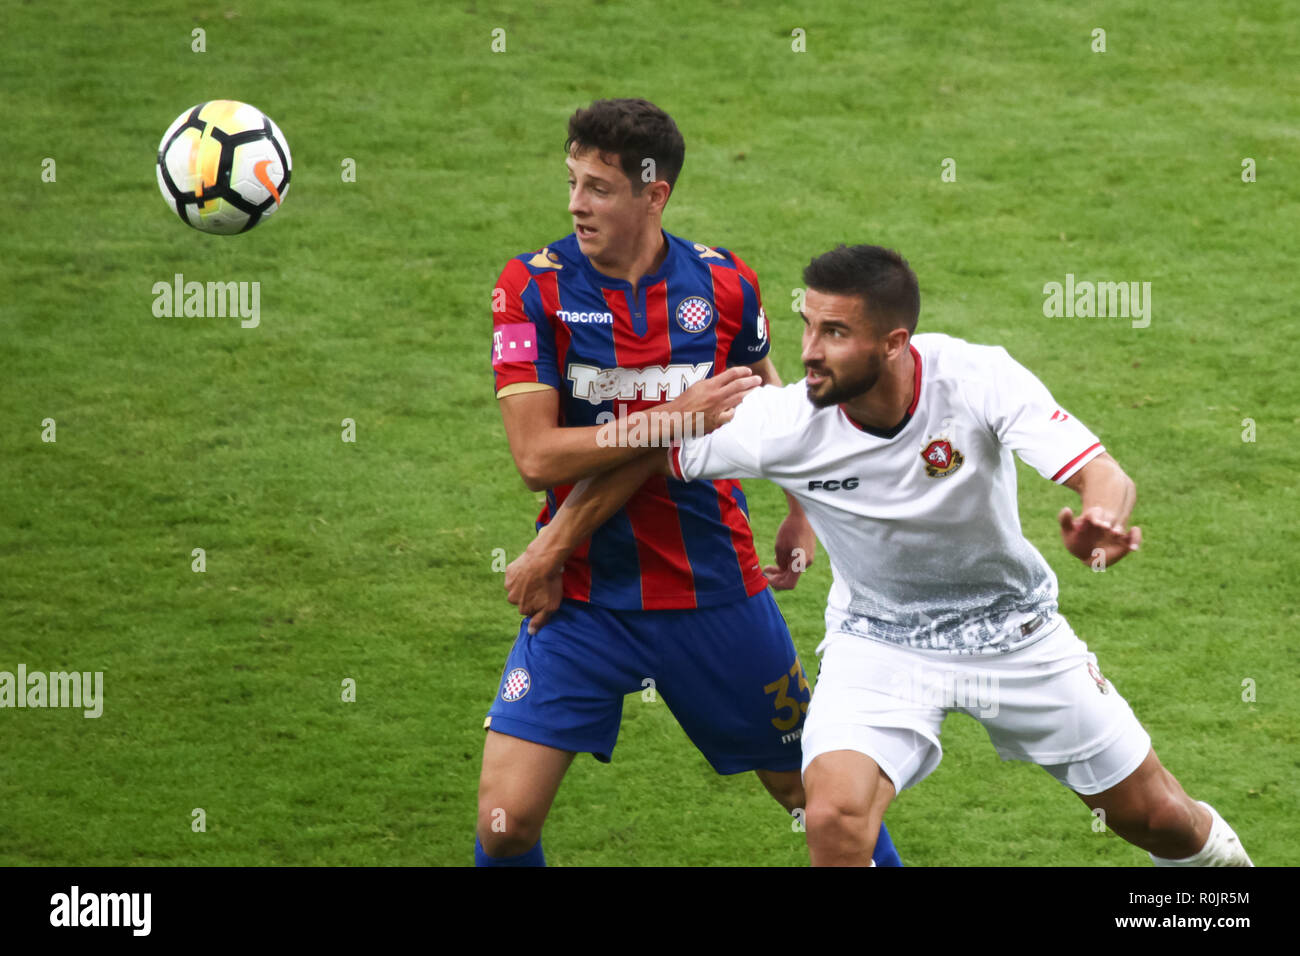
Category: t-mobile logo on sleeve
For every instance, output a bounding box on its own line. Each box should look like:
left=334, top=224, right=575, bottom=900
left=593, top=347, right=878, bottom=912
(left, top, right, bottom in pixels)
left=493, top=324, right=539, bottom=367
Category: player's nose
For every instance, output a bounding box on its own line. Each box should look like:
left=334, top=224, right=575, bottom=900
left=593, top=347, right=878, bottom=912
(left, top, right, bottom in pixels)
left=800, top=335, right=822, bottom=366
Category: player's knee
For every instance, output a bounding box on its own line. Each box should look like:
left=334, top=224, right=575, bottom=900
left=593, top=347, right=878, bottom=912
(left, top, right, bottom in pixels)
left=805, top=795, right=872, bottom=841
left=476, top=805, right=544, bottom=857
left=1141, top=791, right=1199, bottom=841
left=476, top=792, right=546, bottom=856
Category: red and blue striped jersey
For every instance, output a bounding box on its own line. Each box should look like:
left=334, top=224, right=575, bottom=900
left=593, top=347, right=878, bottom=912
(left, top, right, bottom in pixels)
left=491, top=230, right=772, bottom=610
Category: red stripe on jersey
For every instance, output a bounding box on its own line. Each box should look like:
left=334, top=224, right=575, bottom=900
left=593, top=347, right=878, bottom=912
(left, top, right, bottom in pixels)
left=713, top=479, right=768, bottom=598
left=709, top=264, right=744, bottom=373
left=1051, top=442, right=1102, bottom=482
left=493, top=258, right=541, bottom=391
left=604, top=282, right=673, bottom=413
left=623, top=475, right=697, bottom=609
left=544, top=485, right=593, bottom=602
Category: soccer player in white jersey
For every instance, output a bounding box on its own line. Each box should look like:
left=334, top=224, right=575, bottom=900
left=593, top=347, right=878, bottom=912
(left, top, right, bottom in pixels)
left=503, top=244, right=1253, bottom=866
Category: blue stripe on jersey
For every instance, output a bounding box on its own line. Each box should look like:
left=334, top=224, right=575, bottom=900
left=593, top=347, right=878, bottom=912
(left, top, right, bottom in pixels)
left=665, top=477, right=746, bottom=599
left=518, top=275, right=561, bottom=388
left=727, top=276, right=764, bottom=367
left=586, top=507, right=643, bottom=607
left=664, top=266, right=720, bottom=373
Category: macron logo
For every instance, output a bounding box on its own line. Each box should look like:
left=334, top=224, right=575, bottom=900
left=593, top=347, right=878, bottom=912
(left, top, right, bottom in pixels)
left=556, top=309, right=613, bottom=325
left=50, top=886, right=151, bottom=936
left=567, top=362, right=712, bottom=405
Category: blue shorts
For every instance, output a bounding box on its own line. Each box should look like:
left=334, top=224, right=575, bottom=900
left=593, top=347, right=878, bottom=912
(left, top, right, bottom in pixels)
left=485, top=589, right=809, bottom=774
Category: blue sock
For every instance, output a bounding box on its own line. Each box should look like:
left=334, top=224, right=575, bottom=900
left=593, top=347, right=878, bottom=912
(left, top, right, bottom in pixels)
left=872, top=822, right=903, bottom=867
left=475, top=836, right=546, bottom=867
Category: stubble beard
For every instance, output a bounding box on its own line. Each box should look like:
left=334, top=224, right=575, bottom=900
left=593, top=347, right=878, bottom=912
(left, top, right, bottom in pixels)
left=805, top=352, right=883, bottom=409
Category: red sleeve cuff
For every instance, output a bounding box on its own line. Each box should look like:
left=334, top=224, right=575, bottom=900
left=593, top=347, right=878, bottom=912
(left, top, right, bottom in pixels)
left=1052, top=442, right=1103, bottom=482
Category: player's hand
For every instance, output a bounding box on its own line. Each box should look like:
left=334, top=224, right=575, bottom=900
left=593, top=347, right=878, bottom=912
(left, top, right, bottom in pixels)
left=670, top=366, right=761, bottom=435
left=764, top=510, right=817, bottom=590
left=504, top=547, right=564, bottom=634
left=1058, top=506, right=1141, bottom=569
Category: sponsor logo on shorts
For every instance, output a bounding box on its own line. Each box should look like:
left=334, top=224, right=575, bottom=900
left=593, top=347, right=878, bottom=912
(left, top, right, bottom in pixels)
left=1087, top=661, right=1110, bottom=695
left=501, top=667, right=531, bottom=702
left=921, top=438, right=965, bottom=478
left=675, top=296, right=713, bottom=333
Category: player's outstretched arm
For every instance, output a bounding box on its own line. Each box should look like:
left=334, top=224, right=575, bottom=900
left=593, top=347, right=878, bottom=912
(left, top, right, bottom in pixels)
left=504, top=449, right=673, bottom=633
left=504, top=369, right=761, bottom=631
left=1059, top=452, right=1141, bottom=567
left=499, top=367, right=760, bottom=491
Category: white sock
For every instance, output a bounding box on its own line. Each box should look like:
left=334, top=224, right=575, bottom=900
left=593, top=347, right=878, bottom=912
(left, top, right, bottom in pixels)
left=1150, top=801, right=1253, bottom=867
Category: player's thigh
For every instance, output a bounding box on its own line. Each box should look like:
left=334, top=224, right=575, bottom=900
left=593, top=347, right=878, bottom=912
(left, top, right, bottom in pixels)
left=650, top=589, right=810, bottom=775
left=484, top=601, right=649, bottom=764
left=969, top=615, right=1150, bottom=792
left=477, top=729, right=576, bottom=835
left=1072, top=746, right=1203, bottom=836
left=801, top=634, right=946, bottom=795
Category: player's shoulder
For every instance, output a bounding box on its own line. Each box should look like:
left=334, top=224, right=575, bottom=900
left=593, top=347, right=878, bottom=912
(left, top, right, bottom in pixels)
left=914, top=332, right=1019, bottom=385
left=497, top=234, right=582, bottom=287
left=666, top=232, right=761, bottom=286
left=736, top=380, right=816, bottom=435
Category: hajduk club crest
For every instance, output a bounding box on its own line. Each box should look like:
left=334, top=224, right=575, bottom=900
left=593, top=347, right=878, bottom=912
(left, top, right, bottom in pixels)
left=921, top=438, right=964, bottom=478
left=675, top=296, right=713, bottom=333
left=501, top=667, right=531, bottom=702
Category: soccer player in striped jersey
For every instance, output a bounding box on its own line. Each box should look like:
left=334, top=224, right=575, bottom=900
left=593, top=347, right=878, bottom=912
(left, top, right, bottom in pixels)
left=506, top=244, right=1253, bottom=867
left=477, top=100, right=901, bottom=866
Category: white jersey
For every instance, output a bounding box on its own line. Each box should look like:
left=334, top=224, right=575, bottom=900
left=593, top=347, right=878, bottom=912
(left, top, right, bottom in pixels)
left=672, top=333, right=1105, bottom=655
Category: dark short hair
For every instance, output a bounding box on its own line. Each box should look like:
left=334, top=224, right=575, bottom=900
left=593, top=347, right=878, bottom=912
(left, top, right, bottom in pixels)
left=565, top=98, right=685, bottom=198
left=802, top=245, right=920, bottom=335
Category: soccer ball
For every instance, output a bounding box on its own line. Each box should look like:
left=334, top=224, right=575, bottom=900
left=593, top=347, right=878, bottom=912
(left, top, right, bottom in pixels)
left=156, top=100, right=291, bottom=234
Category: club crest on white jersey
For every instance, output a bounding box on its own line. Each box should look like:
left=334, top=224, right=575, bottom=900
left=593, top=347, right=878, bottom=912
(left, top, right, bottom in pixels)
left=921, top=438, right=964, bottom=478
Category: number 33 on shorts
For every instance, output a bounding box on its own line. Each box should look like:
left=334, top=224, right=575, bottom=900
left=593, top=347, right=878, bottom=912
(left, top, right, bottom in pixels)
left=765, top=659, right=810, bottom=731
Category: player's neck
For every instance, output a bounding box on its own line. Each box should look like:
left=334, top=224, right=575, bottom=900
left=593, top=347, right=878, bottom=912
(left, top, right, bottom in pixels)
left=588, top=226, right=668, bottom=292
left=841, top=347, right=916, bottom=431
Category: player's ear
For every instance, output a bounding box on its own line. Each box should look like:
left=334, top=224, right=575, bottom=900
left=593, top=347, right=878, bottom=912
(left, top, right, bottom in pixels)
left=645, top=179, right=671, bottom=213
left=883, top=326, right=910, bottom=358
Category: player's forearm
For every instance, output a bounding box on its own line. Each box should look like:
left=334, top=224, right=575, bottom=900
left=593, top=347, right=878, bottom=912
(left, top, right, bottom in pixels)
left=1067, top=454, right=1136, bottom=525
left=517, top=408, right=690, bottom=490
left=528, top=449, right=670, bottom=569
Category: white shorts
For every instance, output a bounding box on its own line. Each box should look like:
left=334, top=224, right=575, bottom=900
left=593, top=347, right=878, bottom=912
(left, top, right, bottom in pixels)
left=800, top=615, right=1152, bottom=795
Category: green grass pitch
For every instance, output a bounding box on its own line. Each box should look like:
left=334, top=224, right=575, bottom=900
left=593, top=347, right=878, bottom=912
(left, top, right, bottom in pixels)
left=1, top=0, right=1296, bottom=866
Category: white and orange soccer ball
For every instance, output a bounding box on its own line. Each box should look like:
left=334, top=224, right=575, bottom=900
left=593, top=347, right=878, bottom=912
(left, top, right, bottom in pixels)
left=156, top=100, right=291, bottom=234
